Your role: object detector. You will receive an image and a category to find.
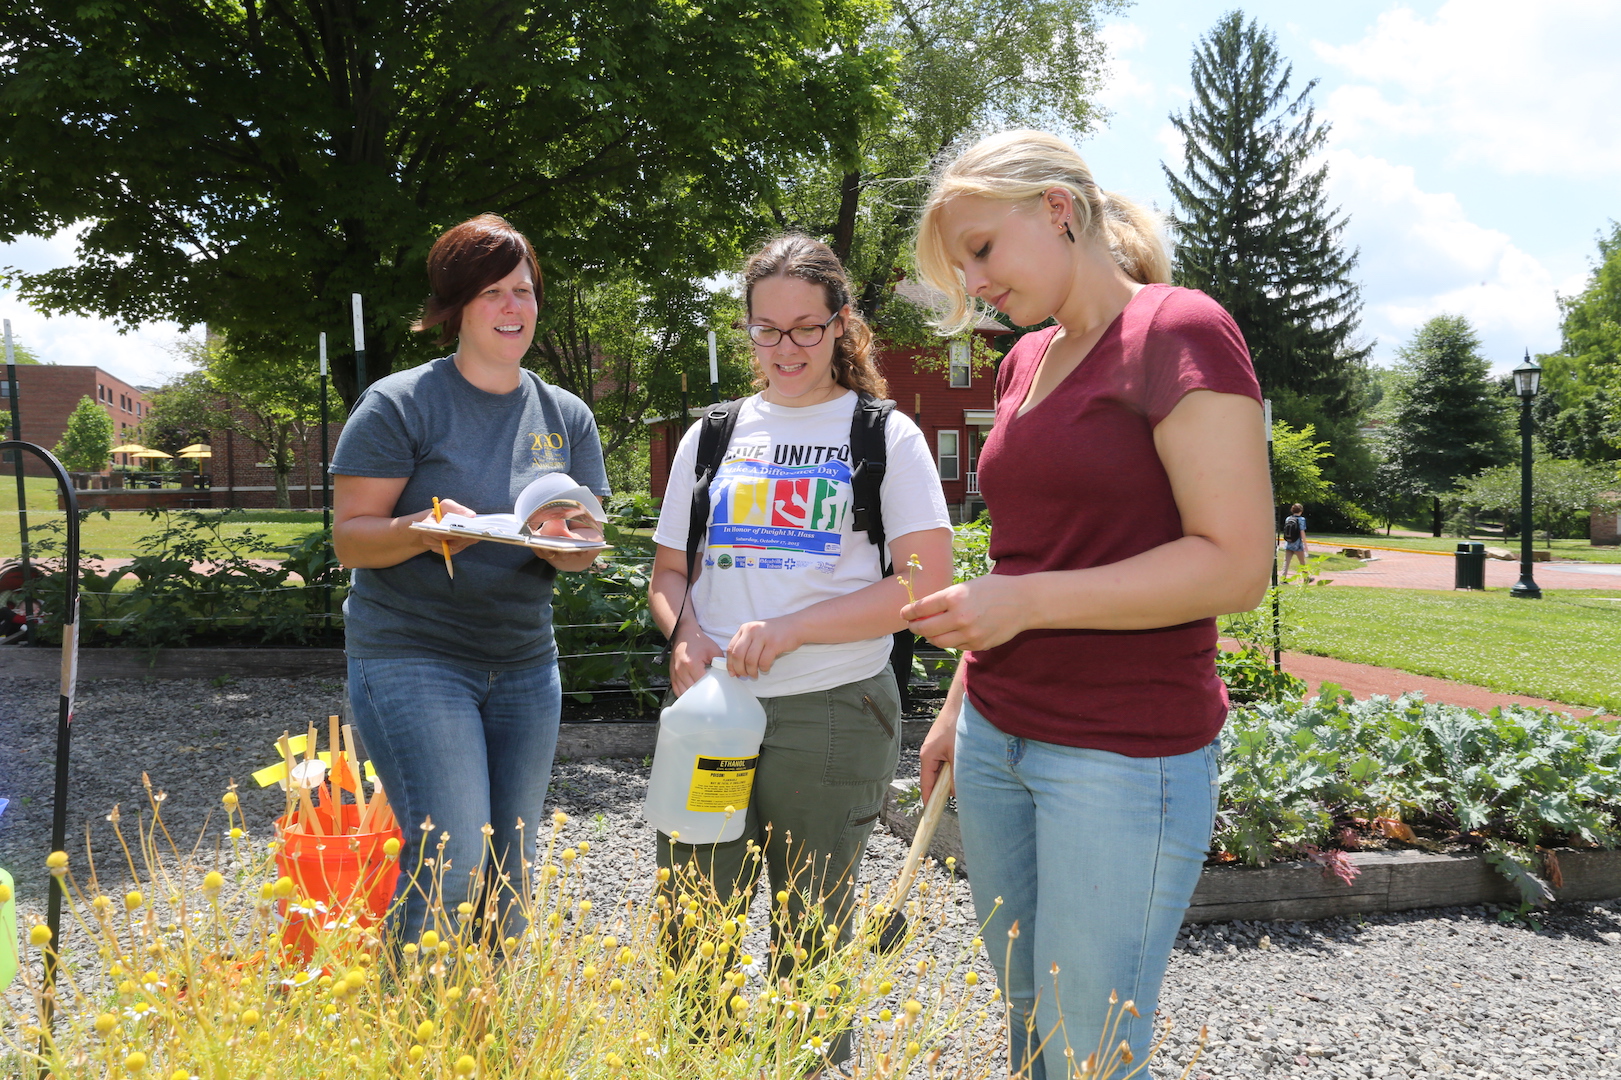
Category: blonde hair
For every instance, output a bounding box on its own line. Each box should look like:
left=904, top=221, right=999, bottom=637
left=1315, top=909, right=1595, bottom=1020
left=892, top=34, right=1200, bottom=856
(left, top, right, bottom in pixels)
left=743, top=233, right=888, bottom=399
left=916, top=130, right=1171, bottom=334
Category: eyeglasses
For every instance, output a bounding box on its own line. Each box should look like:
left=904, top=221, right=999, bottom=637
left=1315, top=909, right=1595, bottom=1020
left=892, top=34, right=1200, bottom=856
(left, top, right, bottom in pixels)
left=746, top=311, right=841, bottom=348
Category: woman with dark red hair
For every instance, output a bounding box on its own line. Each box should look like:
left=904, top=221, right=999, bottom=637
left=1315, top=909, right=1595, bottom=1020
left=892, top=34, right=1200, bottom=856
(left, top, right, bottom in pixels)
left=332, top=213, right=608, bottom=947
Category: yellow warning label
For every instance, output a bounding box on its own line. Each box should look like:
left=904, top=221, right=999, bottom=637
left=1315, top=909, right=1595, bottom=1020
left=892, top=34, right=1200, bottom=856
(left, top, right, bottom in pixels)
left=687, top=755, right=759, bottom=814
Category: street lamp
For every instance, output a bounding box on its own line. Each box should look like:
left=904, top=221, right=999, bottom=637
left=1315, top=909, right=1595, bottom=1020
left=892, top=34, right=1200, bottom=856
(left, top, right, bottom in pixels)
left=1510, top=350, right=1541, bottom=599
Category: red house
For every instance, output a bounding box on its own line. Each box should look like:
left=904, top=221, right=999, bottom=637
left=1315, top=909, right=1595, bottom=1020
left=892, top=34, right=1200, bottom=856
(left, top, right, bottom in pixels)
left=648, top=300, right=1005, bottom=524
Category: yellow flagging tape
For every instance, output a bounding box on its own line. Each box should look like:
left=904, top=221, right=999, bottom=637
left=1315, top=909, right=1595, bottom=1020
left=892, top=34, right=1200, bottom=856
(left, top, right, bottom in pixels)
left=253, top=750, right=378, bottom=788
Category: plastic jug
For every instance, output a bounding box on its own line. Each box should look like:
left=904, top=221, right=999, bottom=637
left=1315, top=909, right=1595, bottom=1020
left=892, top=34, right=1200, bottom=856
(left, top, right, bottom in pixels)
left=643, top=658, right=768, bottom=845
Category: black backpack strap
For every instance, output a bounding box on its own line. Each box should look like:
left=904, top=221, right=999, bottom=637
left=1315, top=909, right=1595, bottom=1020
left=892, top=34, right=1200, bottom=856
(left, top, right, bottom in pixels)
left=848, top=392, right=896, bottom=575
left=669, top=399, right=744, bottom=645
left=846, top=393, right=918, bottom=718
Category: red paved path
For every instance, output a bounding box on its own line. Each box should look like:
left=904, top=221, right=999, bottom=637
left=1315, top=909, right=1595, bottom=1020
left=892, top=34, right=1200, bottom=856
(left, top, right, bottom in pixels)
left=1302, top=543, right=1621, bottom=591
left=1274, top=648, right=1615, bottom=722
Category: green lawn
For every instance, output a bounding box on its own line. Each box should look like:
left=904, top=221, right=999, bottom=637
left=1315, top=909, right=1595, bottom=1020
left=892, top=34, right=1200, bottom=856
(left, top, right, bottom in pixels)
left=1283, top=586, right=1621, bottom=713
left=3, top=476, right=326, bottom=558
left=1310, top=531, right=1621, bottom=564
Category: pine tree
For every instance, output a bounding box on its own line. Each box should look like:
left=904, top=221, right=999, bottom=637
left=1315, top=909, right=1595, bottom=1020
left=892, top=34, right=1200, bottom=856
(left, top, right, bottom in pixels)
left=1384, top=316, right=1514, bottom=535
left=53, top=395, right=114, bottom=474
left=1164, top=12, right=1370, bottom=428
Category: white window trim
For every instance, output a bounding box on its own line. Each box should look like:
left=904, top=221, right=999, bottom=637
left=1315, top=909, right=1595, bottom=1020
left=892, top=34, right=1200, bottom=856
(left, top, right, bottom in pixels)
left=937, top=429, right=960, bottom=481
left=948, top=339, right=971, bottom=388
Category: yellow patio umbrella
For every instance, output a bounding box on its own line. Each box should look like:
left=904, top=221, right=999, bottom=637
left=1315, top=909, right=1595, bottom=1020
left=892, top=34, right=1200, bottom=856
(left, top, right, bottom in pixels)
left=177, top=443, right=211, bottom=454
left=130, top=448, right=173, bottom=459
left=109, top=443, right=149, bottom=454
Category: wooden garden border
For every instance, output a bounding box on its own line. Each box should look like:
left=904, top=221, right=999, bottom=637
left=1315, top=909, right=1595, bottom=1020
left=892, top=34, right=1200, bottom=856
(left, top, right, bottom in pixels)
left=881, top=779, right=1621, bottom=923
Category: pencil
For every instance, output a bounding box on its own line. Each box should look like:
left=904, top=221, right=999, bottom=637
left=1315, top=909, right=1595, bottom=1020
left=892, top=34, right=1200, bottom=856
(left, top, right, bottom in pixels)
left=432, top=496, right=455, bottom=580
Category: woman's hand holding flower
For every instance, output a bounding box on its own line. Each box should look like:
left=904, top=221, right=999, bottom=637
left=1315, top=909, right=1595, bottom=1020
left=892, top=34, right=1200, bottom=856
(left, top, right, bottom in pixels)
left=902, top=576, right=1032, bottom=652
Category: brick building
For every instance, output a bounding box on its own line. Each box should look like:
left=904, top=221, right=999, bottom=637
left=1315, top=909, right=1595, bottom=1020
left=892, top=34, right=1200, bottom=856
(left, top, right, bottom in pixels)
left=1, top=364, right=152, bottom=477
left=648, top=313, right=1005, bottom=523
left=206, top=411, right=344, bottom=510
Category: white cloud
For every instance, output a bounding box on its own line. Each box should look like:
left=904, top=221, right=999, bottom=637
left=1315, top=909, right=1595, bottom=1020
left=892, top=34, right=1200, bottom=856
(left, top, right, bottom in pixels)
left=1325, top=149, right=1562, bottom=368
left=1315, top=1, right=1621, bottom=178
left=1097, top=23, right=1155, bottom=111
left=1, top=225, right=191, bottom=388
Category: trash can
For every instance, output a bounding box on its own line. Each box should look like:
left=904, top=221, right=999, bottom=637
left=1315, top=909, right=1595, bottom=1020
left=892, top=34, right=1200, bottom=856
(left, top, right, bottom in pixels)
left=1454, top=541, right=1486, bottom=590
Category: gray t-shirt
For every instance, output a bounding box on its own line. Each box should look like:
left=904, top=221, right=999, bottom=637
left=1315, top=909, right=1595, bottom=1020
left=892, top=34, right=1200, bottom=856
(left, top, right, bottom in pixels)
left=332, top=357, right=609, bottom=668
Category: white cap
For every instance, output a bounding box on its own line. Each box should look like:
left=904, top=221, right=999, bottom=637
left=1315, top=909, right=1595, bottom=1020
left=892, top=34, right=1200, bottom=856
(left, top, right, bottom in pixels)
left=514, top=472, right=608, bottom=526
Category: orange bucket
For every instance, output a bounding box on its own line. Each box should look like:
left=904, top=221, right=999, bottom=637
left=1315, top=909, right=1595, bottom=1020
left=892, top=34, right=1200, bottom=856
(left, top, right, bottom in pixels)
left=274, top=803, right=402, bottom=962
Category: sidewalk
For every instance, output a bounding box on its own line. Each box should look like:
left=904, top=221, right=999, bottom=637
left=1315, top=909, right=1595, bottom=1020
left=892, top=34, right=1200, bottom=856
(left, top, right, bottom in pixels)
left=1305, top=544, right=1621, bottom=591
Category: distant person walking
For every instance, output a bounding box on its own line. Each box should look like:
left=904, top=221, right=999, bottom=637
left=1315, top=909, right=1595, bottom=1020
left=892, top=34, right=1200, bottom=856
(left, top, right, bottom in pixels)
left=1281, top=503, right=1309, bottom=579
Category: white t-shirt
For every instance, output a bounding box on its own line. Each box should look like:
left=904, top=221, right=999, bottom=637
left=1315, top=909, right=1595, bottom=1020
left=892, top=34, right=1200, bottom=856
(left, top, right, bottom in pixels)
left=654, top=390, right=952, bottom=697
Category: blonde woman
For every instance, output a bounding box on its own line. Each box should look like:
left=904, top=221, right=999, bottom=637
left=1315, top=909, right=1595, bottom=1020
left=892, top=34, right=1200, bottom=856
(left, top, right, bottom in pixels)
left=903, top=131, right=1273, bottom=1075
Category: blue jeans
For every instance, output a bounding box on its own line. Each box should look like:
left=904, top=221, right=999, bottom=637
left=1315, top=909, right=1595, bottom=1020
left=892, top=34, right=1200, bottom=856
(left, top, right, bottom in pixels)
left=954, top=697, right=1219, bottom=1079
left=347, top=656, right=561, bottom=945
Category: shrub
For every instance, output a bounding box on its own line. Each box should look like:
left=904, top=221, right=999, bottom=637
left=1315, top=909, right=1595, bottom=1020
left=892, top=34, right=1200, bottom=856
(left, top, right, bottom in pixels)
left=53, top=396, right=114, bottom=474
left=21, top=509, right=345, bottom=649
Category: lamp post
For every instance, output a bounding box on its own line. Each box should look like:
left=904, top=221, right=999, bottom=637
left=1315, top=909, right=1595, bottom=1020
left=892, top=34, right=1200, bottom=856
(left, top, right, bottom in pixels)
left=1509, top=350, right=1541, bottom=600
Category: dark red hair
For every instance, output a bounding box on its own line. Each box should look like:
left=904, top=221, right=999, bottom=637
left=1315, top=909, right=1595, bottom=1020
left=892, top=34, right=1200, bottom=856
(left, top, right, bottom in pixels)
left=413, top=214, right=542, bottom=347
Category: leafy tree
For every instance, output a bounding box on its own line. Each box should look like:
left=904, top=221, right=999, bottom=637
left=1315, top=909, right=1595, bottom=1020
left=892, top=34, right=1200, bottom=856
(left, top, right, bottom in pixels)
left=0, top=0, right=892, bottom=407
left=2, top=334, right=44, bottom=364
left=1164, top=13, right=1372, bottom=469
left=1269, top=420, right=1332, bottom=508
left=147, top=336, right=335, bottom=508
left=770, top=0, right=1119, bottom=331
left=1533, top=222, right=1621, bottom=464
left=1384, top=315, right=1513, bottom=535
left=1453, top=455, right=1621, bottom=545
left=527, top=273, right=756, bottom=464
left=53, top=395, right=113, bottom=473
left=137, top=368, right=220, bottom=457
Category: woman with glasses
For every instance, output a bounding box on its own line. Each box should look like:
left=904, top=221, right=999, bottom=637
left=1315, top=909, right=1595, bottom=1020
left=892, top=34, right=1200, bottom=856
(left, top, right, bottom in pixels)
left=903, top=130, right=1273, bottom=1076
left=648, top=234, right=953, bottom=1062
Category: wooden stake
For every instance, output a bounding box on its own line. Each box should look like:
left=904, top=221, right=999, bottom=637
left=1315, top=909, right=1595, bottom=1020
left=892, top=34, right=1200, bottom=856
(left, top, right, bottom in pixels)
left=342, top=722, right=368, bottom=817
left=328, top=713, right=344, bottom=833
left=277, top=730, right=295, bottom=825
left=885, top=762, right=952, bottom=914
left=280, top=733, right=323, bottom=836
left=362, top=785, right=392, bottom=835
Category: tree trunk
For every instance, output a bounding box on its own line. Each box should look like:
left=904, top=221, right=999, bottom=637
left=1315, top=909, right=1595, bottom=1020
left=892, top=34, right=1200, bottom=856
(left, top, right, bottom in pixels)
left=1432, top=496, right=1442, bottom=537
left=831, top=170, right=861, bottom=263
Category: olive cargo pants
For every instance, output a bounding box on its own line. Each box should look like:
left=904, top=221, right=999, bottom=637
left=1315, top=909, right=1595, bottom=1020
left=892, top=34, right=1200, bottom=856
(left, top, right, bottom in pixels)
left=655, top=668, right=902, bottom=965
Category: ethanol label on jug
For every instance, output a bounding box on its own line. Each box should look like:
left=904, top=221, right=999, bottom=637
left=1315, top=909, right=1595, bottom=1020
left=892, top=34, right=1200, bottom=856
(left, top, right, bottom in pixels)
left=687, top=755, right=760, bottom=813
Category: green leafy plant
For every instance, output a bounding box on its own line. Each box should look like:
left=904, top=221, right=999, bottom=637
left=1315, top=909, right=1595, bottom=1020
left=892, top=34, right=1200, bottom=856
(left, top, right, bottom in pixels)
left=1215, top=647, right=1306, bottom=705
left=551, top=529, right=661, bottom=711
left=951, top=513, right=993, bottom=584
left=1216, top=694, right=1621, bottom=903
left=20, top=509, right=347, bottom=649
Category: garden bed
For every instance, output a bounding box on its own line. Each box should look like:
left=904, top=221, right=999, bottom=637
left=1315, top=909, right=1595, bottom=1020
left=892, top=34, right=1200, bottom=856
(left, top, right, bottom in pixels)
left=0, top=645, right=348, bottom=680
left=880, top=783, right=1621, bottom=923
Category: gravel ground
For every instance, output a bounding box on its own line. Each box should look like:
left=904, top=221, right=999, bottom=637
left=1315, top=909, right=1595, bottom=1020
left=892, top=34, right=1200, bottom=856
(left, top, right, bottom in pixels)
left=3, top=676, right=1620, bottom=1079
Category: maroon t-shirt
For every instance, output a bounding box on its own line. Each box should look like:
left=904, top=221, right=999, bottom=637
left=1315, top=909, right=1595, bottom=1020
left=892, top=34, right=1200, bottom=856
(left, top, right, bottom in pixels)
left=964, top=284, right=1262, bottom=757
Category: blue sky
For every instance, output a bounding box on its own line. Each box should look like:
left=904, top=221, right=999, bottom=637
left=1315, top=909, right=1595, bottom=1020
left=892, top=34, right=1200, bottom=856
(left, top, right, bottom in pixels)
left=3, top=0, right=1618, bottom=385
left=1077, top=0, right=1621, bottom=373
